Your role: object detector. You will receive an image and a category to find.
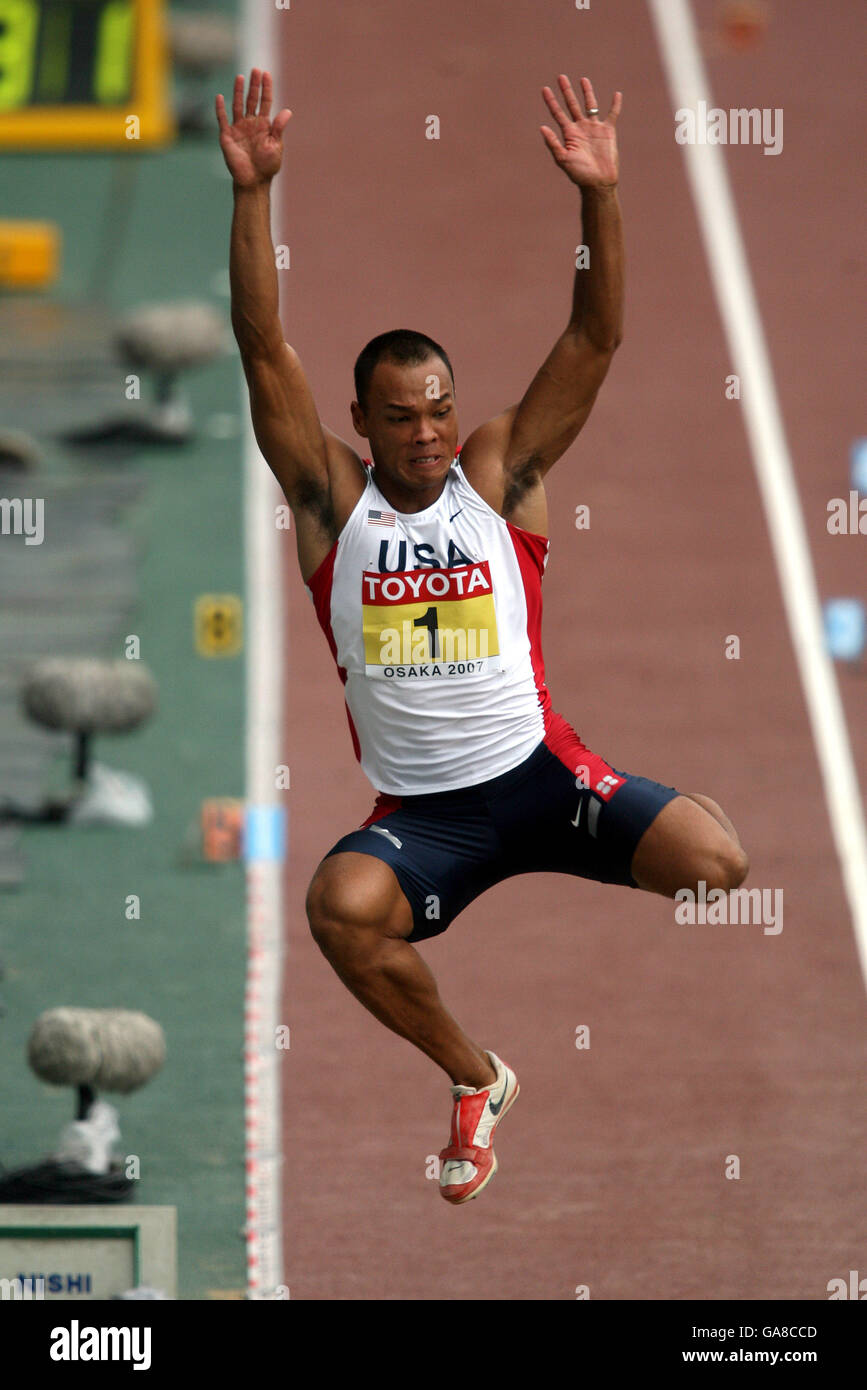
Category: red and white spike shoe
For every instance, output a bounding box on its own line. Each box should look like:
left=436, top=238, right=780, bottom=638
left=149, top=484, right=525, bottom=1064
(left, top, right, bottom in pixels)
left=438, top=1050, right=519, bottom=1204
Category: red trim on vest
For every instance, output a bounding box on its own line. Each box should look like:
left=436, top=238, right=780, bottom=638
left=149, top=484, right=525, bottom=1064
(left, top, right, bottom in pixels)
left=306, top=539, right=340, bottom=669
left=306, top=540, right=362, bottom=762
left=506, top=519, right=551, bottom=722
left=505, top=521, right=616, bottom=782
left=361, top=792, right=403, bottom=827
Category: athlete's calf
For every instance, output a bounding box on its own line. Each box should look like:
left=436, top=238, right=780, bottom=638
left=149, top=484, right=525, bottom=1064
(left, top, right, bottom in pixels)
left=306, top=851, right=497, bottom=1089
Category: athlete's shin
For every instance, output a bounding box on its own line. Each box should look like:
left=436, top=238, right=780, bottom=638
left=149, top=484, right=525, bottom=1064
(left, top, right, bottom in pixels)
left=306, top=871, right=495, bottom=1089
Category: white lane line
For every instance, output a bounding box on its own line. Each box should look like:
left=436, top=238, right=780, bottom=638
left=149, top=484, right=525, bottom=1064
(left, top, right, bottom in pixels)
left=646, top=0, right=867, bottom=988
left=241, top=0, right=286, bottom=1300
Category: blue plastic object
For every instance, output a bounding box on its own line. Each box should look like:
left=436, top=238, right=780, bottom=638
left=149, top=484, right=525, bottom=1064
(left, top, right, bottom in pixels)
left=823, top=599, right=866, bottom=662
left=850, top=438, right=867, bottom=495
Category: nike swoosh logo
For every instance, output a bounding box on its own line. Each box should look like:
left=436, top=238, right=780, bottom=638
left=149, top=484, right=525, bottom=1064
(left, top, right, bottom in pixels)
left=449, top=508, right=464, bottom=522
left=488, top=1071, right=509, bottom=1115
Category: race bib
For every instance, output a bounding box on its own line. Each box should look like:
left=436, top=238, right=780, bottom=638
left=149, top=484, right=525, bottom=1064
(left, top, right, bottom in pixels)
left=361, top=561, right=501, bottom=680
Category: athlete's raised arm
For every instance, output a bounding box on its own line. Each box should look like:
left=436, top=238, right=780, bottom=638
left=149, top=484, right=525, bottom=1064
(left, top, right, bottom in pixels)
left=460, top=75, right=623, bottom=525
left=218, top=69, right=347, bottom=581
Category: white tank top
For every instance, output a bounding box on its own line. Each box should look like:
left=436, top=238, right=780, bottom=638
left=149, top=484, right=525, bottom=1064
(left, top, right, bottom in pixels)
left=306, top=457, right=555, bottom=795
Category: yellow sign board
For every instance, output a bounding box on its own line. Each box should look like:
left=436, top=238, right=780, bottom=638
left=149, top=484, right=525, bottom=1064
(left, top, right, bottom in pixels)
left=194, top=594, right=243, bottom=657
left=0, top=220, right=60, bottom=288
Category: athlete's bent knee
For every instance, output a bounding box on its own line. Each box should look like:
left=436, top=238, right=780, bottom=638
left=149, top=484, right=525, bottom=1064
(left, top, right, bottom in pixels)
left=306, top=855, right=410, bottom=957
left=305, top=873, right=339, bottom=951
left=305, top=869, right=361, bottom=953
left=703, top=840, right=750, bottom=894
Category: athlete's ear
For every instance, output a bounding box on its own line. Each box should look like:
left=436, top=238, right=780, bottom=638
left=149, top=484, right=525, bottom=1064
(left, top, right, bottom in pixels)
left=350, top=400, right=369, bottom=438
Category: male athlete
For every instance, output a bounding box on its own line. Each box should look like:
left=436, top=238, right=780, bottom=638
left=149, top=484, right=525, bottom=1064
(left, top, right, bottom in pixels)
left=217, top=69, right=748, bottom=1204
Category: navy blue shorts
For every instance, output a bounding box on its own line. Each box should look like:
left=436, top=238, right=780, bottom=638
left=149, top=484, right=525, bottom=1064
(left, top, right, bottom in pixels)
left=323, top=739, right=680, bottom=942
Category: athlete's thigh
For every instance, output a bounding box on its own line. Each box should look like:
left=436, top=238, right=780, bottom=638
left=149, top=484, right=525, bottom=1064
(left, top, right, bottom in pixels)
left=483, top=742, right=679, bottom=888
left=306, top=850, right=415, bottom=939
left=629, top=792, right=744, bottom=897
left=316, top=792, right=500, bottom=943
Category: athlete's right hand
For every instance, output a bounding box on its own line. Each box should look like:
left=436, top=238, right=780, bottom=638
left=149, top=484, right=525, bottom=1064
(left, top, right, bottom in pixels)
left=215, top=69, right=292, bottom=187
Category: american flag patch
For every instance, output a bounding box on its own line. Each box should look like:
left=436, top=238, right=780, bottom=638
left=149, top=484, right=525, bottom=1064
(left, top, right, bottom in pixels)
left=367, top=509, right=395, bottom=527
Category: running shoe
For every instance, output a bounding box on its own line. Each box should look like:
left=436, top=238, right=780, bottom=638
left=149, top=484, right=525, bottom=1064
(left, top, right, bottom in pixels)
left=438, top=1050, right=519, bottom=1204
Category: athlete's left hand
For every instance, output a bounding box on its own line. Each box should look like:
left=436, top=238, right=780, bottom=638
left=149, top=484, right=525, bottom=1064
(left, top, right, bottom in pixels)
left=540, top=75, right=621, bottom=188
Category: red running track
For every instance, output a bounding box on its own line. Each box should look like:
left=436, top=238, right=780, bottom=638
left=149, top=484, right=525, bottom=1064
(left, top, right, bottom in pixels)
left=273, top=0, right=866, bottom=1299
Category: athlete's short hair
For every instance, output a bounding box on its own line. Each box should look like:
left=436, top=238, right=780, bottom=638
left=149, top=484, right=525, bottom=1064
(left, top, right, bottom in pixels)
left=354, top=329, right=455, bottom=413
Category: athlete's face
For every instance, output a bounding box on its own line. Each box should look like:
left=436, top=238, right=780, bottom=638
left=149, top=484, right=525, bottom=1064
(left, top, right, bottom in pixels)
left=351, top=356, right=458, bottom=511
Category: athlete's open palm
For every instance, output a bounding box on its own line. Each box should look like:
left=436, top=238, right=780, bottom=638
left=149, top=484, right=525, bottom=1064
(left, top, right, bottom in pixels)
left=540, top=75, right=621, bottom=188
left=216, top=69, right=292, bottom=186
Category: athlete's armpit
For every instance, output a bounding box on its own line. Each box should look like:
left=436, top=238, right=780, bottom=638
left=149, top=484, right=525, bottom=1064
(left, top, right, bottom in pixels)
left=460, top=410, right=548, bottom=535
left=320, top=425, right=368, bottom=530
left=292, top=472, right=338, bottom=538
left=461, top=328, right=614, bottom=504
left=502, top=461, right=548, bottom=537
left=458, top=406, right=518, bottom=512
